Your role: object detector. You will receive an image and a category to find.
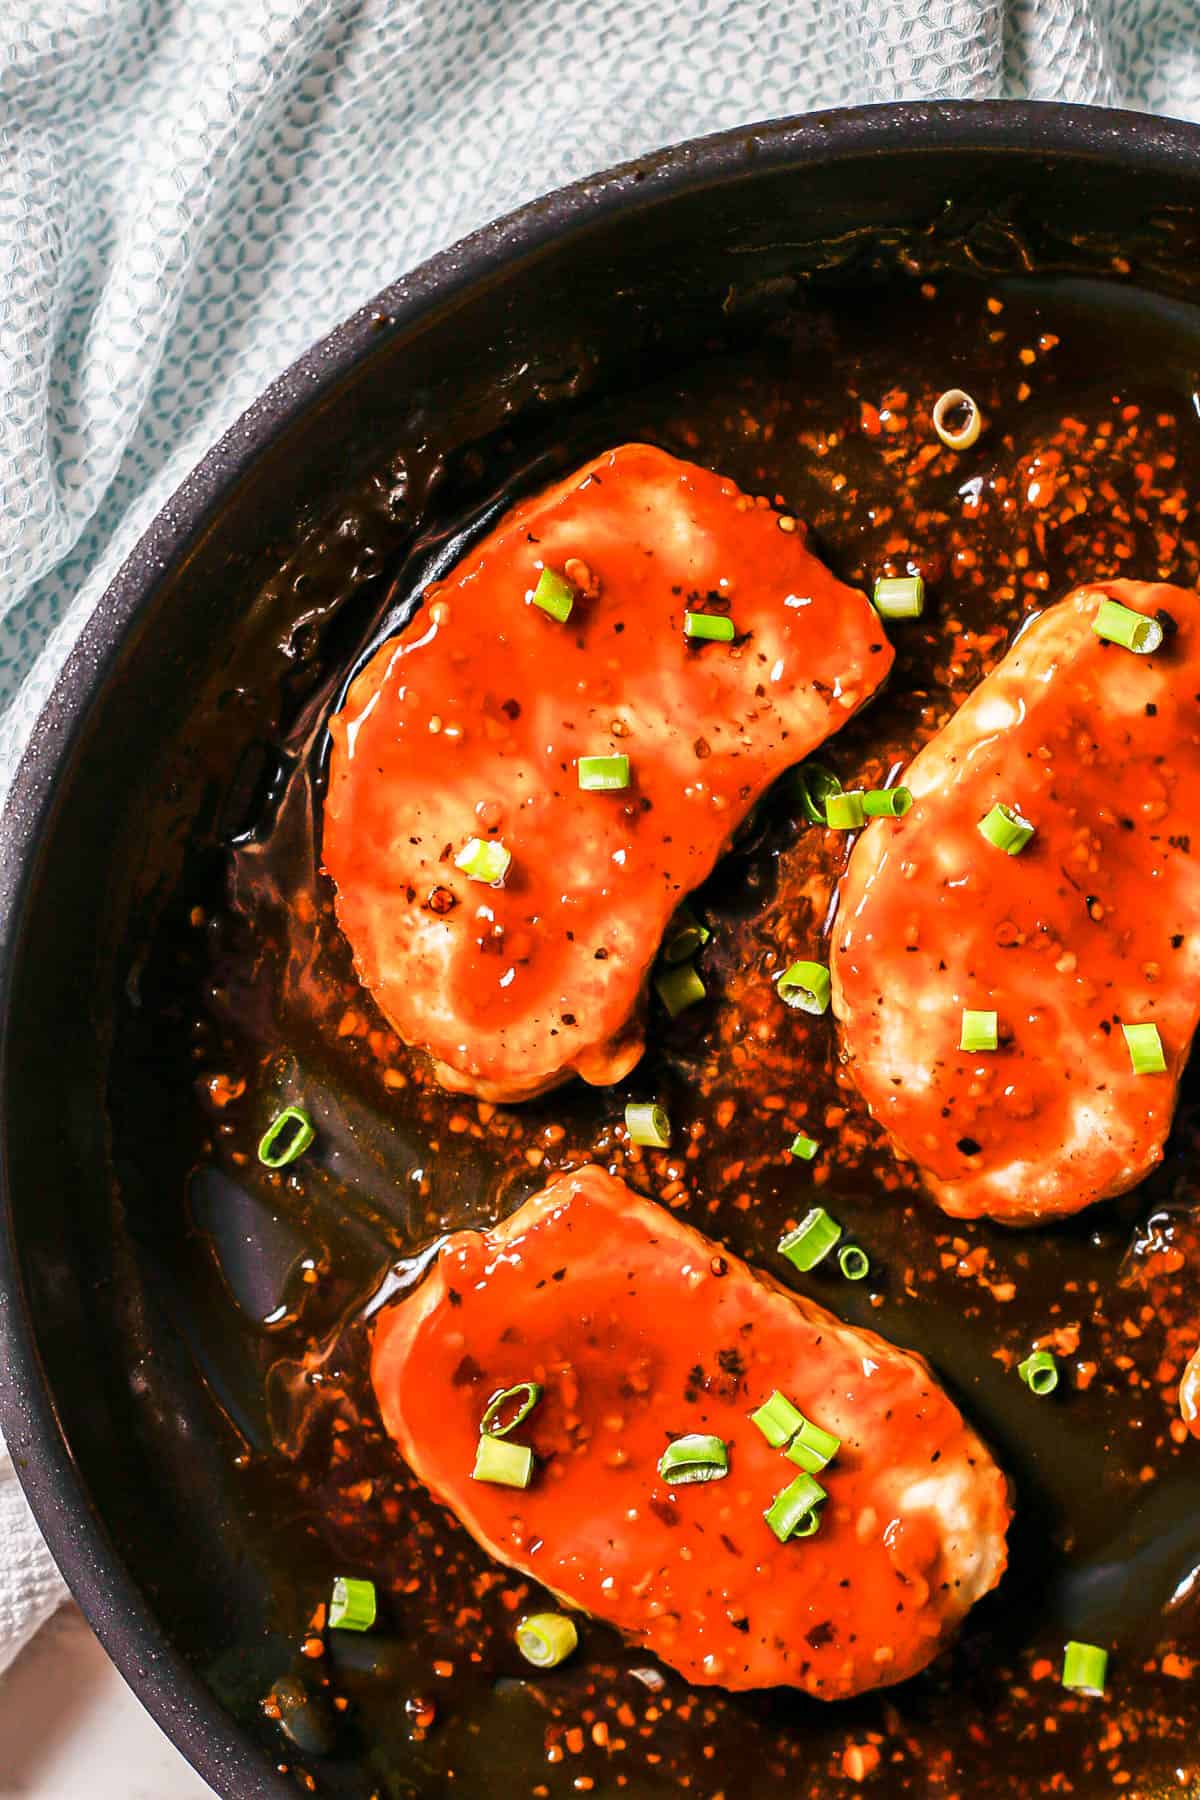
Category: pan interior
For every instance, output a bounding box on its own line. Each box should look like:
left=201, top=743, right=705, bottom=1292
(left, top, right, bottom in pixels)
left=6, top=134, right=1200, bottom=1795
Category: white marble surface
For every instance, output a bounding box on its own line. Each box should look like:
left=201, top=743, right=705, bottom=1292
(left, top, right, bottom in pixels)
left=0, top=1605, right=213, bottom=1798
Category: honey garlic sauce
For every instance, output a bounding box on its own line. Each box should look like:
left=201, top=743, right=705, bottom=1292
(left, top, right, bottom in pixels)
left=833, top=578, right=1200, bottom=1223
left=371, top=1167, right=1010, bottom=1696
left=322, top=445, right=890, bottom=1102
left=155, top=270, right=1200, bottom=1796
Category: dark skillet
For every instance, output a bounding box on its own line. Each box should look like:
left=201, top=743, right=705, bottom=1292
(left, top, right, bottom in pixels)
left=4, top=102, right=1200, bottom=1799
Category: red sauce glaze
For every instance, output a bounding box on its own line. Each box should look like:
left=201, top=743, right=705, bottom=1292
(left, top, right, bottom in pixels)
left=323, top=444, right=892, bottom=1100
left=833, top=579, right=1200, bottom=1223
left=1182, top=1343, right=1200, bottom=1439
left=370, top=1167, right=1010, bottom=1695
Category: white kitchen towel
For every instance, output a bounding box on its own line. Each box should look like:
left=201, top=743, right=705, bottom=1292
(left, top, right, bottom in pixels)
left=0, top=0, right=1198, bottom=1679
left=0, top=1458, right=65, bottom=1675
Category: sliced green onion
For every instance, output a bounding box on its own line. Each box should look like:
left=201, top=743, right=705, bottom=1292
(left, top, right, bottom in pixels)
left=1062, top=1640, right=1108, bottom=1696
left=1123, top=1021, right=1166, bottom=1074
left=655, top=962, right=706, bottom=1018
left=779, top=1208, right=842, bottom=1273
left=329, top=1577, right=376, bottom=1633
left=578, top=753, right=630, bottom=792
left=932, top=388, right=982, bottom=451
left=960, top=1009, right=998, bottom=1052
left=1018, top=1350, right=1059, bottom=1396
left=764, top=1470, right=826, bottom=1543
left=258, top=1106, right=315, bottom=1169
left=797, top=763, right=843, bottom=825
left=797, top=763, right=843, bottom=824
left=684, top=612, right=736, bottom=643
left=838, top=1245, right=870, bottom=1282
left=863, top=786, right=913, bottom=818
left=480, top=1382, right=542, bottom=1439
left=785, top=1417, right=841, bottom=1474
left=663, top=906, right=710, bottom=966
left=873, top=574, right=925, bottom=620
left=625, top=1101, right=671, bottom=1148
left=454, top=837, right=511, bottom=885
left=789, top=1131, right=819, bottom=1162
left=750, top=1389, right=805, bottom=1449
left=471, top=1433, right=534, bottom=1488
left=515, top=1612, right=578, bottom=1669
left=978, top=802, right=1035, bottom=855
left=776, top=960, right=831, bottom=1015
left=826, top=790, right=866, bottom=831
left=531, top=567, right=574, bottom=623
left=658, top=1433, right=729, bottom=1485
left=1093, top=597, right=1163, bottom=655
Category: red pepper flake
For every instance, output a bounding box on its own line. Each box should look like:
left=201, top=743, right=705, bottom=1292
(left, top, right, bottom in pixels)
left=842, top=1742, right=881, bottom=1781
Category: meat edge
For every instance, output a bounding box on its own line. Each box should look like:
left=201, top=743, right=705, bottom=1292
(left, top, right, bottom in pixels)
left=370, top=1170, right=1011, bottom=1689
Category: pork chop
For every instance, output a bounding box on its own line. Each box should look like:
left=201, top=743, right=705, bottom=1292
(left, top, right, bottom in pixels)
left=832, top=579, right=1200, bottom=1223
left=371, top=1166, right=1011, bottom=1694
left=323, top=444, right=891, bottom=1100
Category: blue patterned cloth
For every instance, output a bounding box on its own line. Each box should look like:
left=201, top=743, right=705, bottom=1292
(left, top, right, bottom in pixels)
left=1, top=0, right=1199, bottom=770
left=0, top=0, right=1198, bottom=1672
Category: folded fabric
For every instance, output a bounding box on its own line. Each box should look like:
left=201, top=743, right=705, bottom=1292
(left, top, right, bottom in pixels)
left=1, top=0, right=1197, bottom=1687
left=0, top=1453, right=66, bottom=1674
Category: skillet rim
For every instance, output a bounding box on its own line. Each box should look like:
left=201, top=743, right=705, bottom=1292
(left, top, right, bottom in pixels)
left=1, top=99, right=1199, bottom=1797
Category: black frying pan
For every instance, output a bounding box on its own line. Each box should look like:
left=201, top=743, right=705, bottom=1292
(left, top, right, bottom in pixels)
left=3, top=102, right=1200, bottom=1797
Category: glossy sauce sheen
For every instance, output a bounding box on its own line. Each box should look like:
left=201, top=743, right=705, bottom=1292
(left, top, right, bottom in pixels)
left=139, top=271, right=1200, bottom=1797
left=833, top=579, right=1200, bottom=1222
left=323, top=444, right=892, bottom=1100
left=371, top=1167, right=1011, bottom=1695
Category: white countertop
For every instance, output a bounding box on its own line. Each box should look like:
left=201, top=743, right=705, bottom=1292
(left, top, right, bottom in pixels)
left=0, top=1605, right=213, bottom=1799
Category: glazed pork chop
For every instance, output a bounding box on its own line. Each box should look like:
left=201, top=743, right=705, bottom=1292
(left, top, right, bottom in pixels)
left=371, top=1166, right=1011, bottom=1695
left=832, top=579, right=1200, bottom=1223
left=323, top=443, right=891, bottom=1100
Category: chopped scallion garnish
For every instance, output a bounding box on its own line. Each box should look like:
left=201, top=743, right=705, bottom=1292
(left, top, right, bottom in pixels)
left=657, top=1433, right=729, bottom=1485
left=329, top=1576, right=376, bottom=1633
left=797, top=762, right=843, bottom=825
left=1093, top=597, right=1163, bottom=655
left=776, top=960, right=831, bottom=1015
left=838, top=1245, right=870, bottom=1282
left=454, top=837, right=511, bottom=885
left=932, top=388, right=982, bottom=451
left=863, top=786, right=912, bottom=818
left=625, top=1101, right=671, bottom=1148
left=1123, top=1021, right=1166, bottom=1074
left=784, top=1417, right=841, bottom=1474
left=960, top=1009, right=998, bottom=1052
left=578, top=753, right=630, bottom=792
left=1018, top=1350, right=1059, bottom=1396
left=480, top=1382, right=542, bottom=1439
left=663, top=905, right=710, bottom=966
left=750, top=1389, right=805, bottom=1449
left=684, top=612, right=736, bottom=643
left=1061, top=1640, right=1108, bottom=1696
left=515, top=1612, right=578, bottom=1668
left=872, top=575, right=925, bottom=620
left=531, top=567, right=575, bottom=622
left=789, top=1131, right=819, bottom=1162
left=978, top=801, right=1035, bottom=855
left=764, top=1470, right=826, bottom=1543
left=258, top=1106, right=315, bottom=1169
left=655, top=962, right=706, bottom=1018
left=471, top=1433, right=534, bottom=1488
left=826, top=790, right=866, bottom=830
left=778, top=1208, right=841, bottom=1273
